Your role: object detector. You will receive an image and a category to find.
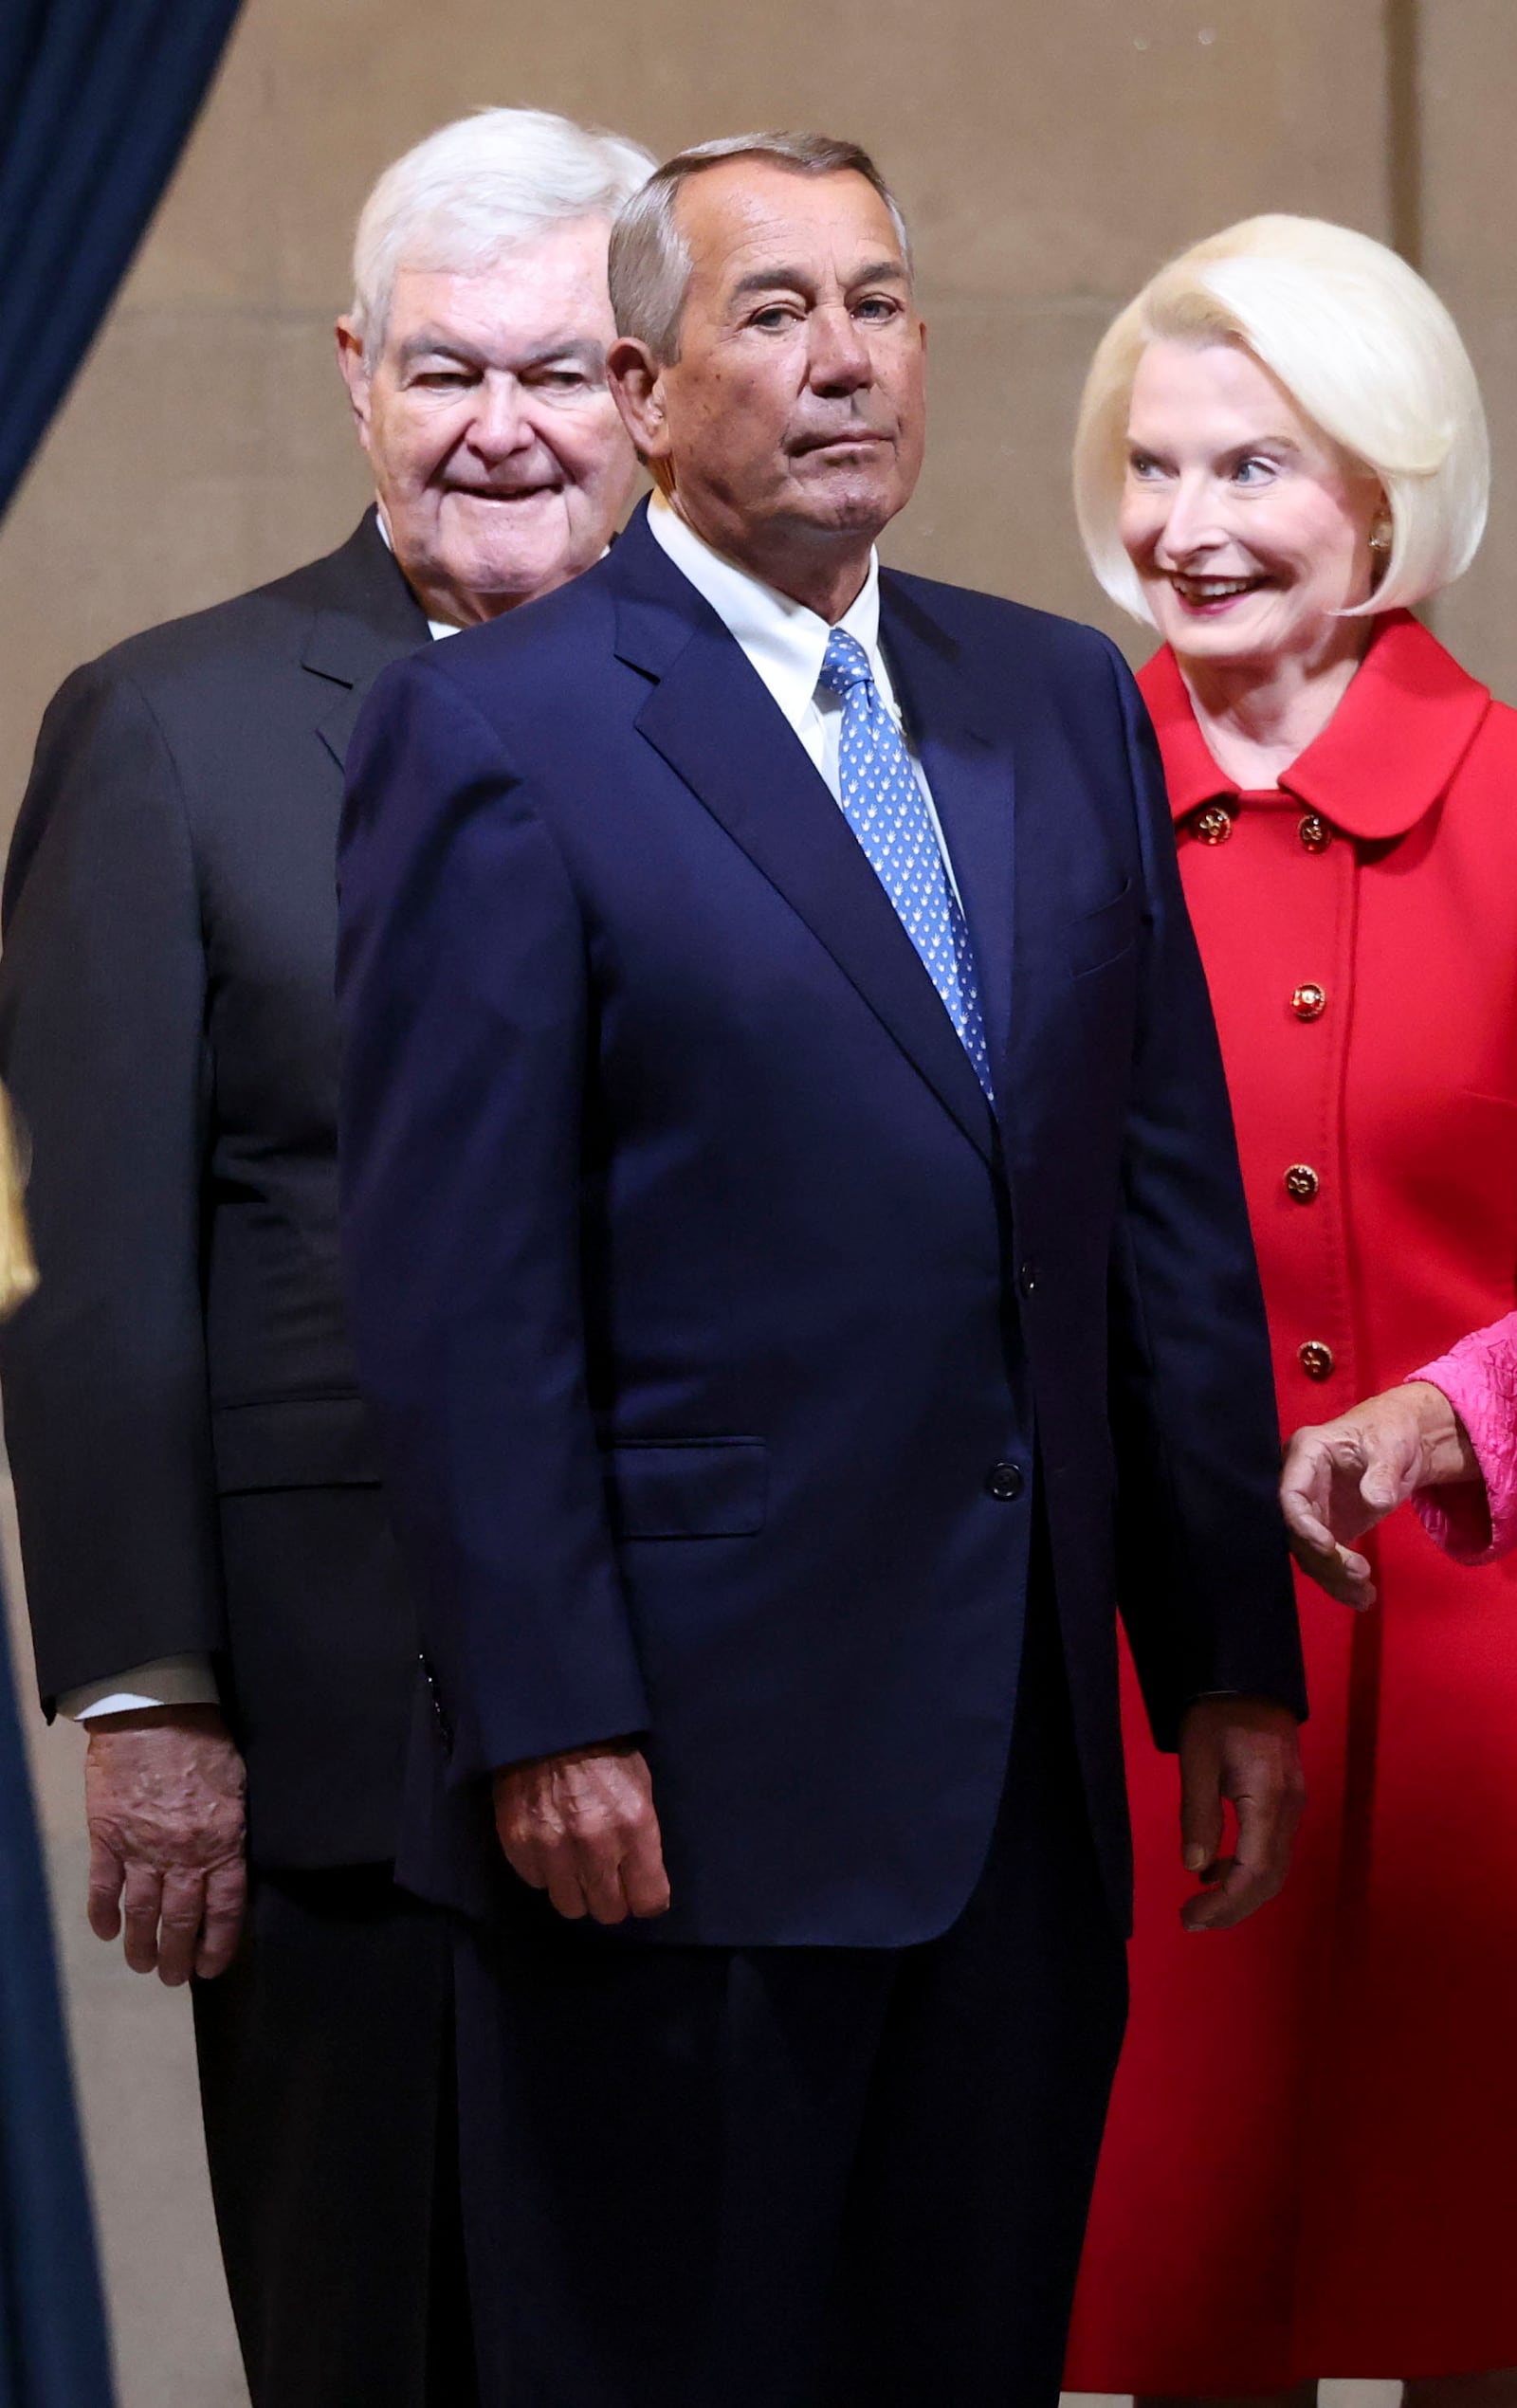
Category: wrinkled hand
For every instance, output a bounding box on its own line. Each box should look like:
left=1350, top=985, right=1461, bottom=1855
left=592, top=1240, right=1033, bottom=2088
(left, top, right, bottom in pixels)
left=493, top=1740, right=670, bottom=1925
left=1281, top=1380, right=1478, bottom=1607
left=84, top=1706, right=247, bottom=1984
left=1177, top=1697, right=1305, bottom=1933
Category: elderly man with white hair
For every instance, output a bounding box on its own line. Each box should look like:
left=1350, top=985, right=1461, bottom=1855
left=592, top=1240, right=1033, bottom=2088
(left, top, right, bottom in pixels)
left=0, top=103, right=650, bottom=2408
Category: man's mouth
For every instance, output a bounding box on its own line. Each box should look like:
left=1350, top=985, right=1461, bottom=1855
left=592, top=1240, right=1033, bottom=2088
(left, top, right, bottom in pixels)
left=447, top=483, right=561, bottom=502
left=791, top=431, right=888, bottom=456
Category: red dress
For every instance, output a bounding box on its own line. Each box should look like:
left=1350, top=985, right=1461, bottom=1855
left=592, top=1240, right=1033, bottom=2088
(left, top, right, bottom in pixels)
left=1065, top=614, right=1517, bottom=2388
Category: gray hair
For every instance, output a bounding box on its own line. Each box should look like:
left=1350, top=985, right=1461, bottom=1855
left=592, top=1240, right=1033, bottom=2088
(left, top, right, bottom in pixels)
left=609, top=131, right=911, bottom=363
left=350, top=107, right=656, bottom=356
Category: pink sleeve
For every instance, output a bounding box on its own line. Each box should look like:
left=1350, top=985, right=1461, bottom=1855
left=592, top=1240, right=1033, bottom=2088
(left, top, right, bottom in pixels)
left=1409, top=1309, right=1517, bottom=1564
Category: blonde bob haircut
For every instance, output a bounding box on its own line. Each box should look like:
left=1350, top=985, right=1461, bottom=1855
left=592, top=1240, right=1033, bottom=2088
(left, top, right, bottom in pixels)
left=1072, top=213, right=1490, bottom=624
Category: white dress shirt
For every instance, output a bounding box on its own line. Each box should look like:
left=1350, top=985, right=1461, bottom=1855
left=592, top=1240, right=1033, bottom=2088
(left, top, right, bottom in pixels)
left=646, top=493, right=961, bottom=896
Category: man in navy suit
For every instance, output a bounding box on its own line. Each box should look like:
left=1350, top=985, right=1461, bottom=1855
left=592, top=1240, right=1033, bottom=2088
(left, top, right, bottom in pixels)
left=338, top=132, right=1307, bottom=2408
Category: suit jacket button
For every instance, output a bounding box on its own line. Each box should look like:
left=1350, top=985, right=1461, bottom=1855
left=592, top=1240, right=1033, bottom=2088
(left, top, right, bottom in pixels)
left=1299, top=1341, right=1335, bottom=1381
left=1018, top=1262, right=1036, bottom=1297
left=1284, top=1163, right=1320, bottom=1202
left=987, top=1461, right=1025, bottom=1502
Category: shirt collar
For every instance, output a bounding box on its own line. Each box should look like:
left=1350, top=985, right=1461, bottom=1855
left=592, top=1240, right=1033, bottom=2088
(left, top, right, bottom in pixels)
left=1140, top=611, right=1492, bottom=840
left=647, top=490, right=882, bottom=731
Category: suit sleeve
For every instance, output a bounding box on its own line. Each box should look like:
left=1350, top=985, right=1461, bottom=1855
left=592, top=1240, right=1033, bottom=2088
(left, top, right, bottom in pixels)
left=337, top=650, right=650, bottom=1781
left=1100, top=640, right=1307, bottom=1743
left=0, top=664, right=225, bottom=1709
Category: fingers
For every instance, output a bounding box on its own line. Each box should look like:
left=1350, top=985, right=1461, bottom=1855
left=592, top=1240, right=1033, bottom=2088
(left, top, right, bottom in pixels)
left=120, top=1859, right=168, bottom=1975
left=156, top=1870, right=210, bottom=1988
left=496, top=1809, right=668, bottom=1925
left=195, top=1862, right=247, bottom=1981
left=538, top=1805, right=668, bottom=1925
left=86, top=1833, right=125, bottom=1943
left=1279, top=1437, right=1336, bottom=1548
left=101, top=1853, right=246, bottom=1984
left=620, top=1815, right=672, bottom=1920
left=1178, top=1729, right=1224, bottom=1877
left=577, top=1842, right=631, bottom=1926
left=1182, top=1751, right=1305, bottom=1933
left=1285, top=1528, right=1377, bottom=1610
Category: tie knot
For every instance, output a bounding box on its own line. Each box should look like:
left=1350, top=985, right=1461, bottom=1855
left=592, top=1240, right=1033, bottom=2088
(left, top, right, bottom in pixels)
left=818, top=627, right=873, bottom=699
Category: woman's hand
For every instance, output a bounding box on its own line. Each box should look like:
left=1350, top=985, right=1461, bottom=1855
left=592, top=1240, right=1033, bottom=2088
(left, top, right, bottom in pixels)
left=1281, top=1381, right=1479, bottom=1607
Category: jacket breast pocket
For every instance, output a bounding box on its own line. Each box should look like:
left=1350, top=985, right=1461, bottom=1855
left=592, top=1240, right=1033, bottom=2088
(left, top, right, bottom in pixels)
left=604, top=1438, right=769, bottom=1540
left=1067, top=881, right=1140, bottom=981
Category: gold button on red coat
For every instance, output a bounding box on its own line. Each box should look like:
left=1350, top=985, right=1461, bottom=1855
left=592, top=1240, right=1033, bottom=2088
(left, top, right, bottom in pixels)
left=1291, top=982, right=1326, bottom=1020
left=1299, top=1341, right=1335, bottom=1380
left=1298, top=812, right=1334, bottom=852
left=1193, top=805, right=1234, bottom=845
left=1285, top=1164, right=1320, bottom=1201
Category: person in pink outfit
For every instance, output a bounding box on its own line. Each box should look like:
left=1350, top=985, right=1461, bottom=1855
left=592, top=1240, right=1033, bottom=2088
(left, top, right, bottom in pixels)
left=1284, top=1313, right=1517, bottom=1591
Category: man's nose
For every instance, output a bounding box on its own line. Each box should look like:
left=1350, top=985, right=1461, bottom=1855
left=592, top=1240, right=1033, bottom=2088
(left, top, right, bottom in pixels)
left=467, top=375, right=535, bottom=462
left=806, top=304, right=872, bottom=393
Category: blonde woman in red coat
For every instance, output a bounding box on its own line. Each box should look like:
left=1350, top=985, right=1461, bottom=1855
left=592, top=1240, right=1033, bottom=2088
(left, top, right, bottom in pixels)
left=1062, top=215, right=1511, bottom=2408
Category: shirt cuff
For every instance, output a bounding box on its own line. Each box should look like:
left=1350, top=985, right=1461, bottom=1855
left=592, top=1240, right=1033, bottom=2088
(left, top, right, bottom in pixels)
left=61, top=1652, right=220, bottom=1721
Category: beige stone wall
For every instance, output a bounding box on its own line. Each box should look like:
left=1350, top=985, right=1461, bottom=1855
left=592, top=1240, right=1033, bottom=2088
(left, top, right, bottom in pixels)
left=0, top=3, right=1505, bottom=2398
left=0, top=0, right=1403, bottom=820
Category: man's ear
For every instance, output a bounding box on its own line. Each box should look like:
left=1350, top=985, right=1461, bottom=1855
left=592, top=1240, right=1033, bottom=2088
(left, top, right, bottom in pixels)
left=608, top=337, right=671, bottom=474
left=335, top=319, right=375, bottom=453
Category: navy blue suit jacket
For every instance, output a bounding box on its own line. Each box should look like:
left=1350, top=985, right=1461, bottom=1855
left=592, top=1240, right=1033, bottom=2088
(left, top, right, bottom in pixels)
left=337, top=501, right=1304, bottom=1947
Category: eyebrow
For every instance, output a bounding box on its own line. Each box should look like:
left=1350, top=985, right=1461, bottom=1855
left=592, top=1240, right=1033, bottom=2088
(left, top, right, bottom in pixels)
left=394, top=332, right=607, bottom=373
left=1128, top=433, right=1305, bottom=460
left=726, top=259, right=909, bottom=303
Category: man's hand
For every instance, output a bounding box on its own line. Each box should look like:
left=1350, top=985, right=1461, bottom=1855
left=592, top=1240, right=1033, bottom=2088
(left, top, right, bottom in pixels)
left=84, top=1705, right=247, bottom=1984
left=1177, top=1697, right=1305, bottom=1933
left=1281, top=1380, right=1480, bottom=1607
left=493, top=1740, right=670, bottom=1925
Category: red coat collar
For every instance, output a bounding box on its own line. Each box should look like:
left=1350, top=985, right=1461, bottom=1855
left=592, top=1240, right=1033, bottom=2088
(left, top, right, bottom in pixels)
left=1139, top=611, right=1491, bottom=839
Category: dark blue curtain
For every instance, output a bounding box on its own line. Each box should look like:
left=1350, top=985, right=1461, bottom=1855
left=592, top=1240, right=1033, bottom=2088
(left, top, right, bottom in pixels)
left=0, top=1631, right=115, bottom=2406
left=0, top=16, right=244, bottom=2397
left=0, top=0, right=244, bottom=520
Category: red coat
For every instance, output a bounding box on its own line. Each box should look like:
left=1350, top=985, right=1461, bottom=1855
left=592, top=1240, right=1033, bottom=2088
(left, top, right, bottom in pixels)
left=1065, top=614, right=1517, bottom=2387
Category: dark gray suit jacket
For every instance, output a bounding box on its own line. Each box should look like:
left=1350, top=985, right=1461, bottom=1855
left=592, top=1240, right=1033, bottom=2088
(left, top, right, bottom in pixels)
left=0, top=512, right=430, bottom=1867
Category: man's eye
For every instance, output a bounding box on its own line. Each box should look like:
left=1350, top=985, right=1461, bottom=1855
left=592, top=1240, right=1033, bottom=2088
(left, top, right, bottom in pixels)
left=749, top=306, right=795, bottom=331
left=538, top=371, right=590, bottom=392
left=414, top=370, right=470, bottom=389
left=855, top=296, right=900, bottom=320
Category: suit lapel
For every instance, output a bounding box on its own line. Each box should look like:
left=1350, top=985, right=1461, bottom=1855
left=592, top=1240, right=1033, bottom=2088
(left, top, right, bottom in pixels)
left=879, top=577, right=1015, bottom=1092
left=612, top=514, right=998, bottom=1168
left=304, top=511, right=431, bottom=770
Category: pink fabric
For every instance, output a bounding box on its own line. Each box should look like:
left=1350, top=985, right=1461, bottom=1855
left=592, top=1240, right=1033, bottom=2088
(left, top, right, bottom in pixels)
left=1412, top=1308, right=1517, bottom=1563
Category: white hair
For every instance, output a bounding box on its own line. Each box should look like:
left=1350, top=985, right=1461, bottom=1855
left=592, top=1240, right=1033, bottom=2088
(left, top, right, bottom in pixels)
left=1072, top=213, right=1490, bottom=622
left=350, top=107, right=656, bottom=356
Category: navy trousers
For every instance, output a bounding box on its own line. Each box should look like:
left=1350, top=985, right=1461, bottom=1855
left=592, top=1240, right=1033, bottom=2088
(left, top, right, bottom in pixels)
left=454, top=1594, right=1128, bottom=2408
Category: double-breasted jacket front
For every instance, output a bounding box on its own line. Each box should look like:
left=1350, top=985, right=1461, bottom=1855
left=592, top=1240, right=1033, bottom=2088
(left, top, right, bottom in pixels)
left=1069, top=612, right=1517, bottom=2384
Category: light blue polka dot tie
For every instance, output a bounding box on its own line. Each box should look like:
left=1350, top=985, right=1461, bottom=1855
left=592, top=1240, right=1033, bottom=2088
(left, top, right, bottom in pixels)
left=817, top=627, right=995, bottom=1103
